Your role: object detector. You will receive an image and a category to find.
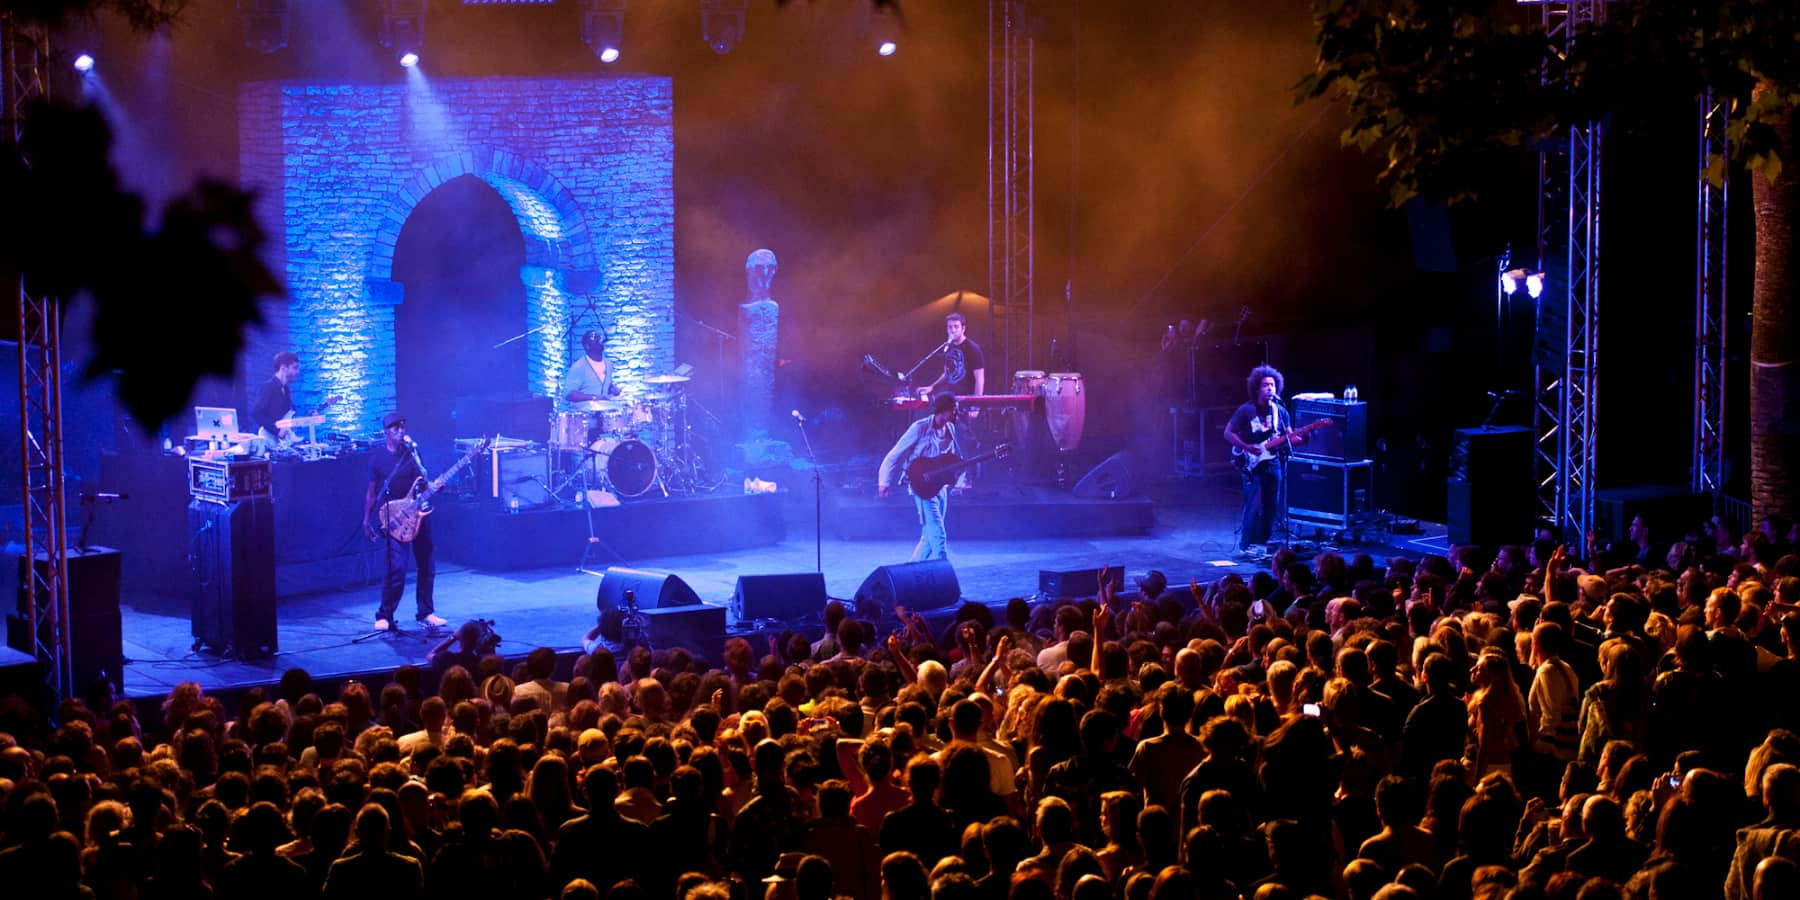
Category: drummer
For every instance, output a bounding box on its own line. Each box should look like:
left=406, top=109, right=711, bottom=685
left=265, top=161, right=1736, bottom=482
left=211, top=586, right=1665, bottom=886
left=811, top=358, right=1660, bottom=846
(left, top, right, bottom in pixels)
left=563, top=329, right=622, bottom=410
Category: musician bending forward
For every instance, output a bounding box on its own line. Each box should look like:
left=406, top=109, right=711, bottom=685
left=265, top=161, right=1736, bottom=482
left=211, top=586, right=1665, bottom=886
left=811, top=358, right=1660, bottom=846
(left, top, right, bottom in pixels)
left=1223, top=364, right=1303, bottom=557
left=879, top=391, right=966, bottom=562
left=362, top=411, right=445, bottom=632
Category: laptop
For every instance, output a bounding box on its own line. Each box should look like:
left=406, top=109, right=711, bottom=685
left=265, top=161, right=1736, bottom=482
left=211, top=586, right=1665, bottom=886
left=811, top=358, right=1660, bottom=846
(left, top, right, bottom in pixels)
left=194, top=406, right=240, bottom=439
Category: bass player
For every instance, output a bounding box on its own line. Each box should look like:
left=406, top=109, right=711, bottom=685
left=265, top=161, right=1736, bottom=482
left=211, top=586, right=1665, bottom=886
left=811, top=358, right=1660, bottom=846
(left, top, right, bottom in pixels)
left=1224, top=364, right=1306, bottom=558
left=878, top=391, right=966, bottom=562
left=363, top=411, right=446, bottom=632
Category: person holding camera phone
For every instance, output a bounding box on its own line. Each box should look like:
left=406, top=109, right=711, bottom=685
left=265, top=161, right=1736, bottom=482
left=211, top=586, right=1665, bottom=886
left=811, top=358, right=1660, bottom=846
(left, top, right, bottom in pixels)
left=426, top=620, right=493, bottom=674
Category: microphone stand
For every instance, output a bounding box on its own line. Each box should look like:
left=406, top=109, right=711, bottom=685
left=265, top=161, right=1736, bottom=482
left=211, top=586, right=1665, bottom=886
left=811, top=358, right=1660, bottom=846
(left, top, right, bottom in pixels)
left=678, top=311, right=735, bottom=412
left=901, top=341, right=951, bottom=387
left=792, top=412, right=823, bottom=573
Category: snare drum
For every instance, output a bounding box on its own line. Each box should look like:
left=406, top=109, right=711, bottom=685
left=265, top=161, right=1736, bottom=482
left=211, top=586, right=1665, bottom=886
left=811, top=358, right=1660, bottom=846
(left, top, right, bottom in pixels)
left=595, top=404, right=641, bottom=434
left=592, top=436, right=659, bottom=497
left=1012, top=370, right=1048, bottom=396
left=1043, top=372, right=1086, bottom=451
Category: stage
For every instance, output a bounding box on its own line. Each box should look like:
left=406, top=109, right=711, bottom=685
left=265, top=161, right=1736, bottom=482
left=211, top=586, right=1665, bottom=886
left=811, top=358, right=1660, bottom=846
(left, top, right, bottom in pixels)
left=103, top=476, right=1448, bottom=700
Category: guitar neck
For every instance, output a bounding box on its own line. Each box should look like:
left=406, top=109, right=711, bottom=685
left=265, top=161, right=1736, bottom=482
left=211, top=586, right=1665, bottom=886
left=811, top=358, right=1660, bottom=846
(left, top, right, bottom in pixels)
left=420, top=448, right=483, bottom=500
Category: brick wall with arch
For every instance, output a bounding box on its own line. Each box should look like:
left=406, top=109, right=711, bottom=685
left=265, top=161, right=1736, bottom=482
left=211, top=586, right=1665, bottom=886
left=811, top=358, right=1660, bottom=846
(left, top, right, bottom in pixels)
left=238, top=74, right=674, bottom=435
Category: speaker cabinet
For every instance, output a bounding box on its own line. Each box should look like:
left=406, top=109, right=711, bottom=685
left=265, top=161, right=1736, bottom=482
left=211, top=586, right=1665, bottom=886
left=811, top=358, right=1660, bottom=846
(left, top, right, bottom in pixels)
left=854, top=559, right=961, bottom=613
left=595, top=567, right=702, bottom=612
left=1292, top=398, right=1368, bottom=463
left=731, top=573, right=827, bottom=623
left=189, top=498, right=278, bottom=659
left=1038, top=566, right=1124, bottom=600
left=487, top=448, right=552, bottom=510
left=1449, top=426, right=1533, bottom=485
left=1072, top=452, right=1134, bottom=499
left=8, top=547, right=124, bottom=692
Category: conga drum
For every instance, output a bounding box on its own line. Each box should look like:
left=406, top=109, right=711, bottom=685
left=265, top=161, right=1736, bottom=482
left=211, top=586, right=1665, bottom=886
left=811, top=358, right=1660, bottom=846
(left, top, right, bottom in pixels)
left=1012, top=370, right=1048, bottom=396
left=1043, top=372, right=1086, bottom=451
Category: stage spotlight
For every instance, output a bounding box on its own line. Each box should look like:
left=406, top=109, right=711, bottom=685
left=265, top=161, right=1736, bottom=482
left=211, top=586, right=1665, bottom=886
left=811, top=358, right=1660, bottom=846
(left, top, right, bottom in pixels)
left=878, top=41, right=897, bottom=57
left=1500, top=268, right=1545, bottom=298
left=580, top=0, right=626, bottom=65
left=700, top=0, right=746, bottom=56
left=872, top=6, right=900, bottom=58
left=238, top=0, right=290, bottom=54
left=379, top=0, right=427, bottom=68
left=73, top=53, right=94, bottom=73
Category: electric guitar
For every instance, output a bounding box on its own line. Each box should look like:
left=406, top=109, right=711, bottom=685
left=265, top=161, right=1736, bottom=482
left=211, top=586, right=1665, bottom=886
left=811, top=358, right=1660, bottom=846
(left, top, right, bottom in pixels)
left=1231, top=418, right=1333, bottom=474
left=906, top=444, right=1012, bottom=500
left=377, top=437, right=491, bottom=542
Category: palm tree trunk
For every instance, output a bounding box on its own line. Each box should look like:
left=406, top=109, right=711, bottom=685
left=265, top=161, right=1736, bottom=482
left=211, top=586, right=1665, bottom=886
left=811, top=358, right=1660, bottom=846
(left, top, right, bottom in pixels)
left=1750, top=81, right=1799, bottom=525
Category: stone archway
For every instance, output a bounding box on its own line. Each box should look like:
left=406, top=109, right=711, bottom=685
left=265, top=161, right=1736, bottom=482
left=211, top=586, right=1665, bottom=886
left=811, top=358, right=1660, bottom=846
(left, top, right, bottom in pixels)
left=238, top=75, right=674, bottom=435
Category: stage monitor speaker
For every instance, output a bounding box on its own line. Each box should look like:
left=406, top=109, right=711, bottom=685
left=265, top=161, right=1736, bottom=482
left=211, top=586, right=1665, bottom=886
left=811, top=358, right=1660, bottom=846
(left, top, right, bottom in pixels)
left=1292, top=398, right=1368, bottom=462
left=1445, top=478, right=1535, bottom=547
left=189, top=499, right=278, bottom=659
left=1038, top=566, right=1124, bottom=600
left=595, top=567, right=702, bottom=613
left=854, top=559, right=960, bottom=614
left=8, top=547, right=124, bottom=692
left=1072, top=452, right=1134, bottom=499
left=640, top=604, right=728, bottom=661
left=731, top=573, right=828, bottom=623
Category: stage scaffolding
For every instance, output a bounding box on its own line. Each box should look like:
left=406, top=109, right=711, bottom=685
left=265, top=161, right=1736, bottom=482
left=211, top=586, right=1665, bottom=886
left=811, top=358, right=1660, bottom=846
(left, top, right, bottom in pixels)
left=3, top=14, right=73, bottom=702
left=1529, top=0, right=1604, bottom=545
left=1693, top=91, right=1729, bottom=501
left=988, top=0, right=1037, bottom=379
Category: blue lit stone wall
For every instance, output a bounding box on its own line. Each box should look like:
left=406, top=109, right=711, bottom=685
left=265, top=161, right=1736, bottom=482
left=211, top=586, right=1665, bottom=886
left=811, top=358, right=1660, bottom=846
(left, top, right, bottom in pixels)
left=239, top=75, right=674, bottom=434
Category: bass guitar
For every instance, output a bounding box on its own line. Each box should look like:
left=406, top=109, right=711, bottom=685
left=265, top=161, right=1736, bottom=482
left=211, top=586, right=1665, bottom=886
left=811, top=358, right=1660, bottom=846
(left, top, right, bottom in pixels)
left=1231, top=418, right=1333, bottom=474
left=377, top=437, right=491, bottom=543
left=906, top=444, right=1012, bottom=500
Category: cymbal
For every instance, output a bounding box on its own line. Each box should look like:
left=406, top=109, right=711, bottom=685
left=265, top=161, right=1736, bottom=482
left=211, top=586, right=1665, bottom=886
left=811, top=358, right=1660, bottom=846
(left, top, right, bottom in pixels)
left=644, top=374, right=692, bottom=384
left=642, top=392, right=677, bottom=402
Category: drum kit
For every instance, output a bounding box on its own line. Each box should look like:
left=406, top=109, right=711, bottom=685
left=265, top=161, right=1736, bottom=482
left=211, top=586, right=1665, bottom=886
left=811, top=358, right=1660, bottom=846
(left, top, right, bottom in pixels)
left=546, top=372, right=722, bottom=501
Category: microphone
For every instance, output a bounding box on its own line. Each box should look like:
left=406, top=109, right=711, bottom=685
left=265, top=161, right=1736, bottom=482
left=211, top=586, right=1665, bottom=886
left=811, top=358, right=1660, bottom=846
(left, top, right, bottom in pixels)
left=79, top=491, right=128, bottom=502
left=402, top=435, right=417, bottom=446
left=791, top=409, right=805, bottom=422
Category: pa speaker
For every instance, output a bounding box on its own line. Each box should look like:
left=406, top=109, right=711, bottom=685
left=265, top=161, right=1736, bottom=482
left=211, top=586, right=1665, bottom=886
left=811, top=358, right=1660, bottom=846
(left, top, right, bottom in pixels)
left=10, top=547, right=124, bottom=691
left=189, top=498, right=277, bottom=660
left=731, top=573, right=827, bottom=623
left=1072, top=452, right=1134, bottom=499
left=595, top=567, right=702, bottom=613
left=1039, top=566, right=1124, bottom=600
left=854, top=559, right=960, bottom=613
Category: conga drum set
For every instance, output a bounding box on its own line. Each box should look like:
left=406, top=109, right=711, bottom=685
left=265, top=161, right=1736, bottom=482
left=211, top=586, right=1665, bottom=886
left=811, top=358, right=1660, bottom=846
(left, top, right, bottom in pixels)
left=547, top=373, right=721, bottom=502
left=1013, top=369, right=1086, bottom=483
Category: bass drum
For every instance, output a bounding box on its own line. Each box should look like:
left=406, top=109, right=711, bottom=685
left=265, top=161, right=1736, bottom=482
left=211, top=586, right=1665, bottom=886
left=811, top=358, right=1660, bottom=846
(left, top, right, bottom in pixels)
left=593, top=437, right=659, bottom=497
left=1043, top=372, right=1086, bottom=451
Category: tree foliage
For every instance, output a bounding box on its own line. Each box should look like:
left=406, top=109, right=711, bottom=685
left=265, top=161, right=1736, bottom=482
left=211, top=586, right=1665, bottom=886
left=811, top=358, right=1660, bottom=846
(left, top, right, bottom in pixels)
left=3, top=0, right=280, bottom=426
left=1299, top=0, right=1800, bottom=207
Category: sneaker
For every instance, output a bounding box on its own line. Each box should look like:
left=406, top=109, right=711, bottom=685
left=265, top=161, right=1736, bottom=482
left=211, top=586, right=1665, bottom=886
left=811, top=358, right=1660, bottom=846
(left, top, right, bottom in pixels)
left=418, top=613, right=447, bottom=627
left=374, top=618, right=392, bottom=632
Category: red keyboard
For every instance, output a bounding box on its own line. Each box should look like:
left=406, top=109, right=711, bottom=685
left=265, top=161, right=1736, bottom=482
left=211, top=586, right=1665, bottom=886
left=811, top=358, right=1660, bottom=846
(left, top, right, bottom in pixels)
left=889, top=394, right=1039, bottom=412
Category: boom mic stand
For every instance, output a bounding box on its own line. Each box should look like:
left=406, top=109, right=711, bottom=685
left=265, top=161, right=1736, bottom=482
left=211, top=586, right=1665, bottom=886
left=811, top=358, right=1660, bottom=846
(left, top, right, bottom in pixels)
left=791, top=410, right=823, bottom=573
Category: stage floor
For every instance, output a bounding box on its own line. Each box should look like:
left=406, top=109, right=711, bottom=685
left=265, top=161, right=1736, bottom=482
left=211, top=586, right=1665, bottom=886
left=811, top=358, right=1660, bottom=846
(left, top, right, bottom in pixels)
left=115, top=478, right=1446, bottom=698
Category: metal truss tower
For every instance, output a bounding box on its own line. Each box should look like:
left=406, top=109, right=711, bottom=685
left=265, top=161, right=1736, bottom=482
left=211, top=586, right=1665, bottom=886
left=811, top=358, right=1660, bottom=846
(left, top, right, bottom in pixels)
left=3, top=14, right=73, bottom=701
left=1530, top=0, right=1604, bottom=545
left=1692, top=91, right=1728, bottom=499
left=988, top=0, right=1036, bottom=377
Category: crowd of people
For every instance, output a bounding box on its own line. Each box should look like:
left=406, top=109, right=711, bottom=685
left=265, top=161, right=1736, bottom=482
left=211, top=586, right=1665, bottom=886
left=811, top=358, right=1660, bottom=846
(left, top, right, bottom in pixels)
left=2, top=514, right=1799, bottom=900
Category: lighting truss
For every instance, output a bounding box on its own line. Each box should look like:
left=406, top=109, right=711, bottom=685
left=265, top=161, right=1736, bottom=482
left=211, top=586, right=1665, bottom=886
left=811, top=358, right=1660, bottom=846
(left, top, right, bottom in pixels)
left=1692, top=91, right=1728, bottom=499
left=988, top=0, right=1038, bottom=377
left=3, top=13, right=73, bottom=702
left=1530, top=0, right=1604, bottom=546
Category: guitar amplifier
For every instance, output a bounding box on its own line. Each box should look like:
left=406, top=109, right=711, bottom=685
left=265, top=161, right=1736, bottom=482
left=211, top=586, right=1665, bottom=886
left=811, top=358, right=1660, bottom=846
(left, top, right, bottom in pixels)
left=1291, top=398, right=1367, bottom=463
left=1287, top=457, right=1375, bottom=529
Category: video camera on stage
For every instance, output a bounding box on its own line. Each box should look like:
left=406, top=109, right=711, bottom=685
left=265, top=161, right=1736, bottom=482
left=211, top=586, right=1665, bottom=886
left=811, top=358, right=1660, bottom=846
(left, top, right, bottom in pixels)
left=469, top=618, right=503, bottom=655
